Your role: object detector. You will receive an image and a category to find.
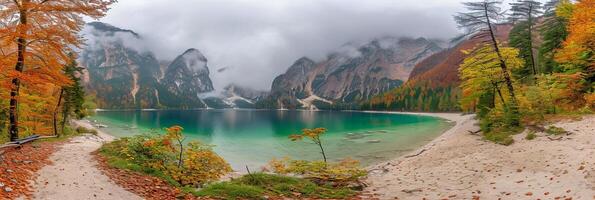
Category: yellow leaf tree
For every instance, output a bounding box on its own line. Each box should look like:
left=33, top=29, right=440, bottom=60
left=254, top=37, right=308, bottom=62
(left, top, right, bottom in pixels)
left=459, top=45, right=524, bottom=112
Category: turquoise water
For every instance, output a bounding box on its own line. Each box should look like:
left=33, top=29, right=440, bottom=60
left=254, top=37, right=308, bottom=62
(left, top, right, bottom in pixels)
left=90, top=110, right=452, bottom=170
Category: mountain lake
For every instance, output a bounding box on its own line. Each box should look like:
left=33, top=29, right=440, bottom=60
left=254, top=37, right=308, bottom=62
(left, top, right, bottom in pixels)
left=89, top=109, right=453, bottom=170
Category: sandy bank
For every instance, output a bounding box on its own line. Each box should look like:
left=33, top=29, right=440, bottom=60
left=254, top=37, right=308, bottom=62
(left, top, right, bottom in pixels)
left=365, top=114, right=595, bottom=199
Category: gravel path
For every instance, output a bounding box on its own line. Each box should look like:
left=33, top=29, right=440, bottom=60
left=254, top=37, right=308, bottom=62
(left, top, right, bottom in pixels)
left=30, top=123, right=142, bottom=200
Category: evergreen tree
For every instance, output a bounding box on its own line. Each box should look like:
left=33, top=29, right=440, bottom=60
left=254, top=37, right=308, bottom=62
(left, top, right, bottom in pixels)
left=61, top=57, right=87, bottom=133
left=509, top=0, right=543, bottom=76
left=509, top=21, right=535, bottom=79
left=538, top=0, right=570, bottom=73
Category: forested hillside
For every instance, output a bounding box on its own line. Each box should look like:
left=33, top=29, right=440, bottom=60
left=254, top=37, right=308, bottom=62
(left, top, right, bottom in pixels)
left=364, top=24, right=513, bottom=112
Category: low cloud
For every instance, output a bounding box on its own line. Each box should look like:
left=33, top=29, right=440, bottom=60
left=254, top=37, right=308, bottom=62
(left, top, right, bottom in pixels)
left=80, top=25, right=150, bottom=54
left=90, top=0, right=511, bottom=90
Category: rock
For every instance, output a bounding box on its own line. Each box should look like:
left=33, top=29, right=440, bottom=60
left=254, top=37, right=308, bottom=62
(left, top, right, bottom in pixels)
left=0, top=182, right=4, bottom=187
left=23, top=160, right=33, bottom=164
left=402, top=188, right=423, bottom=193
left=367, top=140, right=381, bottom=143
left=4, top=187, right=12, bottom=192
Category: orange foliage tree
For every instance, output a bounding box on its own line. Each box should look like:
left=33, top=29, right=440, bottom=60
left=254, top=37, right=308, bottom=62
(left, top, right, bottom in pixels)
left=554, top=0, right=595, bottom=108
left=0, top=0, right=115, bottom=141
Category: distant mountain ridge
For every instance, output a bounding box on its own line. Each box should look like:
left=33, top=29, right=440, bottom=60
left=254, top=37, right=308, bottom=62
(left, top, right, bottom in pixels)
left=264, top=37, right=444, bottom=109
left=82, top=22, right=496, bottom=111
left=366, top=24, right=514, bottom=112
left=80, top=22, right=214, bottom=109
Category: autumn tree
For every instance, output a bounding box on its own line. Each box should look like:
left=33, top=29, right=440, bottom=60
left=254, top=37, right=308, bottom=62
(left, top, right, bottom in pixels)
left=554, top=0, right=594, bottom=107
left=290, top=128, right=328, bottom=163
left=454, top=0, right=520, bottom=126
left=460, top=45, right=523, bottom=118
left=509, top=0, right=542, bottom=77
left=0, top=0, right=115, bottom=141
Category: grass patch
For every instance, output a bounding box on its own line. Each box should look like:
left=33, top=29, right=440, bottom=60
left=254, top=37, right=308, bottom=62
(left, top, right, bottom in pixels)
left=192, top=182, right=264, bottom=200
left=484, top=131, right=514, bottom=145
left=525, top=131, right=537, bottom=140
left=483, top=126, right=523, bottom=146
left=194, top=173, right=356, bottom=199
left=545, top=126, right=567, bottom=135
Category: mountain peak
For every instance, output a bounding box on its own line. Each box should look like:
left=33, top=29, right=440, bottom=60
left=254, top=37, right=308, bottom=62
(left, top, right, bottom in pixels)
left=182, top=48, right=207, bottom=62
left=288, top=57, right=316, bottom=74
left=86, top=22, right=140, bottom=38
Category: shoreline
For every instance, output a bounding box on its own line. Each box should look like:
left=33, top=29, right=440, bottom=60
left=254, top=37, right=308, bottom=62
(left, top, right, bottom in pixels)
left=71, top=119, right=117, bottom=142
left=78, top=111, right=469, bottom=171
left=362, top=111, right=475, bottom=170
left=365, top=114, right=595, bottom=199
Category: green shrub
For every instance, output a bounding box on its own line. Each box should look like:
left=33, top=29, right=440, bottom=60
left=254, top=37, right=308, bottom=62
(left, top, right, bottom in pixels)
left=525, top=131, right=537, bottom=140
left=75, top=126, right=97, bottom=134
left=266, top=158, right=366, bottom=186
left=99, top=126, right=231, bottom=187
left=545, top=126, right=567, bottom=135
left=484, top=131, right=515, bottom=146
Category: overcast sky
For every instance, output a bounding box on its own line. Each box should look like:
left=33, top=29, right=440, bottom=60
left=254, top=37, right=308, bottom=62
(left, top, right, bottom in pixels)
left=92, top=0, right=520, bottom=91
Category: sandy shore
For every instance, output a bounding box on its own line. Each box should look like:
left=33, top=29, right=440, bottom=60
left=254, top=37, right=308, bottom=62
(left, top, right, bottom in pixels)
left=29, top=120, right=141, bottom=200
left=365, top=113, right=595, bottom=200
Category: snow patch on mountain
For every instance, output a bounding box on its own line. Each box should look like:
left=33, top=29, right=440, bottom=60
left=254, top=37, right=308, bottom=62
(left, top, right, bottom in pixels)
left=297, top=95, right=333, bottom=110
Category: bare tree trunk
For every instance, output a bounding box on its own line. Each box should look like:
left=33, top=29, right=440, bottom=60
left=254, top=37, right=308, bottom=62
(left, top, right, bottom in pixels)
left=484, top=4, right=520, bottom=126
left=317, top=138, right=327, bottom=163
left=528, top=9, right=538, bottom=75
left=177, top=138, right=184, bottom=168
left=61, top=106, right=69, bottom=134
left=53, top=89, right=64, bottom=136
left=9, top=5, right=28, bottom=142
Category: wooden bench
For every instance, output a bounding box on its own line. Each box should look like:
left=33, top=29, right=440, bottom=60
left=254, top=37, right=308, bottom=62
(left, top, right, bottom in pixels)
left=0, top=134, right=57, bottom=151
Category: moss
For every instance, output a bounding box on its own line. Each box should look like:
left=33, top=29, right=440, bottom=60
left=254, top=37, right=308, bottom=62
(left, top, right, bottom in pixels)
left=196, top=173, right=356, bottom=199
left=193, top=183, right=264, bottom=200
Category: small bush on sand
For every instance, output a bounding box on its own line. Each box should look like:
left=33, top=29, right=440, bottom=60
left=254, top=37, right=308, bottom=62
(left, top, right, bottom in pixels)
left=99, top=125, right=231, bottom=187
left=266, top=158, right=366, bottom=187
left=545, top=126, right=567, bottom=135
left=75, top=126, right=97, bottom=134
left=484, top=131, right=515, bottom=146
left=525, top=131, right=537, bottom=140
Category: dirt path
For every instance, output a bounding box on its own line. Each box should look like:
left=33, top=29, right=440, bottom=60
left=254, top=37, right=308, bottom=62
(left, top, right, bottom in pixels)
left=30, top=121, right=142, bottom=200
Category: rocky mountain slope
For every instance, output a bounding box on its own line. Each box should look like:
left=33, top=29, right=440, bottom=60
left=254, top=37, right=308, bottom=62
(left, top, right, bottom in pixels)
left=157, top=48, right=214, bottom=108
left=81, top=22, right=162, bottom=109
left=267, top=37, right=444, bottom=109
left=366, top=24, right=513, bottom=112
left=80, top=22, right=214, bottom=109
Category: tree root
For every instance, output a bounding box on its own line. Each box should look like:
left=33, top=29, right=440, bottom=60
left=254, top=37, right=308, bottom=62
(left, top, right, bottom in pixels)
left=405, top=149, right=427, bottom=158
